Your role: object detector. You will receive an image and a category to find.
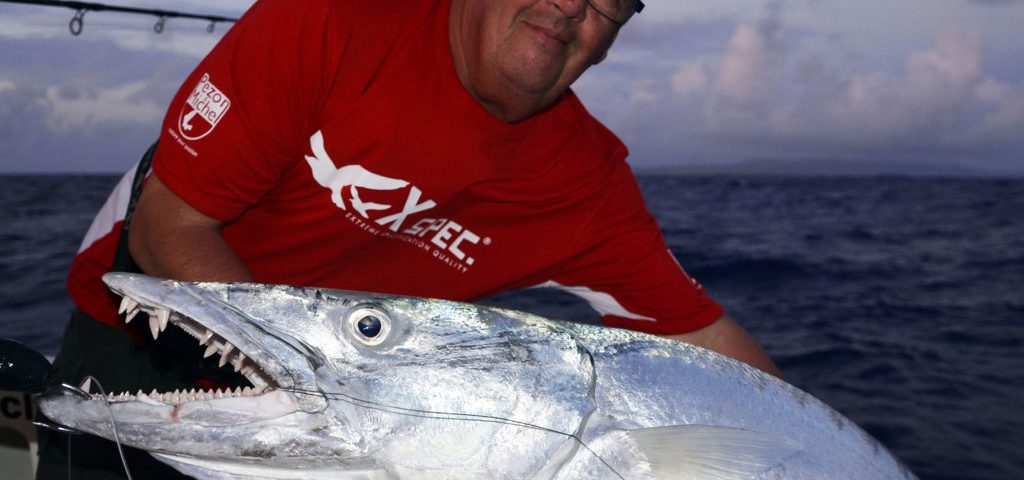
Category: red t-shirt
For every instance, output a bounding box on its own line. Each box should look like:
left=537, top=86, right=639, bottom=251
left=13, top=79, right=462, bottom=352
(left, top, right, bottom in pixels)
left=67, top=0, right=723, bottom=338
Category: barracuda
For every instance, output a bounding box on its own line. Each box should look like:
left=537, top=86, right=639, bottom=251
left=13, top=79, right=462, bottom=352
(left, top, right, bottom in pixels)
left=39, top=273, right=917, bottom=480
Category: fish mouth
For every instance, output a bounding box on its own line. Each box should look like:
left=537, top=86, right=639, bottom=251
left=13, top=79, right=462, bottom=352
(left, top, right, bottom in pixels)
left=64, top=273, right=325, bottom=421
left=100, top=289, right=277, bottom=404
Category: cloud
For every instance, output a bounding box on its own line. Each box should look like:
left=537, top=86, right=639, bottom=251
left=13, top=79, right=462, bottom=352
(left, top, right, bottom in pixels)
left=906, top=31, right=983, bottom=97
left=41, top=81, right=165, bottom=132
left=577, top=2, right=1024, bottom=173
left=970, top=79, right=1024, bottom=143
left=671, top=61, right=709, bottom=96
left=0, top=32, right=206, bottom=172
left=2, top=0, right=1021, bottom=174
left=715, top=1, right=784, bottom=99
left=0, top=0, right=255, bottom=172
left=824, top=31, right=985, bottom=142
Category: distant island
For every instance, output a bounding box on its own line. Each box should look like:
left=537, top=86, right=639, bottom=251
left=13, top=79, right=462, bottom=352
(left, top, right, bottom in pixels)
left=635, top=158, right=1022, bottom=178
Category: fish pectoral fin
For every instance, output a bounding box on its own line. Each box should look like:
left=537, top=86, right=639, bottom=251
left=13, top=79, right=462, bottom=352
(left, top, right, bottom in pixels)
left=623, top=424, right=801, bottom=480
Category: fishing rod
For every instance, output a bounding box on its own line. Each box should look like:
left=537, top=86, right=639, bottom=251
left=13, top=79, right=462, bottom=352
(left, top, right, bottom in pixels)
left=0, top=0, right=239, bottom=35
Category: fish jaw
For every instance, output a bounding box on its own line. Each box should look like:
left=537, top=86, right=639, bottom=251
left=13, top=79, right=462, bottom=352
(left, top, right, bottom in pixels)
left=38, top=272, right=360, bottom=464
left=100, top=272, right=329, bottom=410
left=38, top=388, right=339, bottom=464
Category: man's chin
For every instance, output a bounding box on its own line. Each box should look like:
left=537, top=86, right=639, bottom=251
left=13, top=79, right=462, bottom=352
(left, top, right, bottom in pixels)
left=501, top=61, right=571, bottom=97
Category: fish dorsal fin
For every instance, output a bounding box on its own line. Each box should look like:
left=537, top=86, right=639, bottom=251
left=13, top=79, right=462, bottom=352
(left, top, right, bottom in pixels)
left=623, top=425, right=801, bottom=480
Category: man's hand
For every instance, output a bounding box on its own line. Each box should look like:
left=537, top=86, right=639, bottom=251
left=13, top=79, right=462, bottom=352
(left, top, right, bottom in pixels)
left=663, top=314, right=782, bottom=377
left=129, top=174, right=255, bottom=282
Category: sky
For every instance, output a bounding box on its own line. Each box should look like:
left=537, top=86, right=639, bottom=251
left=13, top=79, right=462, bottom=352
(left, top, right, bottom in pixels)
left=1, top=0, right=1022, bottom=175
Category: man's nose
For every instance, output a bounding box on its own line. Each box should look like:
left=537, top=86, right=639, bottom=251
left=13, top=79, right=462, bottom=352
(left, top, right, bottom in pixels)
left=550, top=0, right=588, bottom=21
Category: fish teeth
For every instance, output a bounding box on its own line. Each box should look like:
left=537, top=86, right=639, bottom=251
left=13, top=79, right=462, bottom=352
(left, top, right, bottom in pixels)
left=218, top=343, right=235, bottom=367
left=133, top=313, right=266, bottom=391
left=79, top=377, right=92, bottom=394
left=156, top=308, right=171, bottom=332
left=149, top=316, right=161, bottom=340
left=248, top=371, right=270, bottom=391
left=125, top=305, right=141, bottom=324
left=118, top=296, right=137, bottom=315
left=94, top=384, right=270, bottom=405
left=240, top=365, right=258, bottom=381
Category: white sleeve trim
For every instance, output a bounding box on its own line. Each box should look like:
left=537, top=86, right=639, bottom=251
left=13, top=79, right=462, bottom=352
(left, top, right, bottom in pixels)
left=531, top=280, right=657, bottom=322
left=76, top=163, right=143, bottom=254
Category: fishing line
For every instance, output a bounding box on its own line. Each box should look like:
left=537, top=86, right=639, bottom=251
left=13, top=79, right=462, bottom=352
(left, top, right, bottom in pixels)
left=281, top=386, right=626, bottom=479
left=76, top=376, right=135, bottom=480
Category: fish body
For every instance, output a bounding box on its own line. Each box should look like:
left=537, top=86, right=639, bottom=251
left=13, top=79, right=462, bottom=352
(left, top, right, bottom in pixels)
left=39, top=273, right=917, bottom=479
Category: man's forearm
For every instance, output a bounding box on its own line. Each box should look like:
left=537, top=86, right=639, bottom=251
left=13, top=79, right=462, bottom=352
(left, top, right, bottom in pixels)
left=663, top=314, right=782, bottom=377
left=130, top=221, right=254, bottom=282
left=128, top=175, right=255, bottom=282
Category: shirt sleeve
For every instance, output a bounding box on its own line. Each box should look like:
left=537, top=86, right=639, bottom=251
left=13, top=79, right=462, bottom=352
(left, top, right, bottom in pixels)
left=151, top=0, right=355, bottom=222
left=551, top=164, right=725, bottom=335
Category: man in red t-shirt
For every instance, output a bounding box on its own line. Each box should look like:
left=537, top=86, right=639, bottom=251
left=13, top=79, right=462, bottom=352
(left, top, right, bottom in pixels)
left=129, top=0, right=778, bottom=371
left=42, top=0, right=778, bottom=478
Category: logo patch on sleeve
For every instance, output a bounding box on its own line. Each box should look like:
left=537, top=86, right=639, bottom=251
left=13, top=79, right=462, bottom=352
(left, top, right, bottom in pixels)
left=177, top=73, right=231, bottom=140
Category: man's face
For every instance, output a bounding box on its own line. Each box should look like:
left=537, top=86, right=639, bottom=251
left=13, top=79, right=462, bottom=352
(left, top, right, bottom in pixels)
left=450, top=0, right=621, bottom=122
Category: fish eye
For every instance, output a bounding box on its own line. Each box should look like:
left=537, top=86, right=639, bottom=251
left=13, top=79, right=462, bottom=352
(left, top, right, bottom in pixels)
left=357, top=316, right=382, bottom=337
left=347, top=306, right=391, bottom=346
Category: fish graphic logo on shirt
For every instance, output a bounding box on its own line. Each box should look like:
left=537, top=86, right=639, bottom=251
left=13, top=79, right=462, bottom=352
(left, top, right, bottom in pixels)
left=304, top=130, right=435, bottom=219
left=303, top=130, right=487, bottom=271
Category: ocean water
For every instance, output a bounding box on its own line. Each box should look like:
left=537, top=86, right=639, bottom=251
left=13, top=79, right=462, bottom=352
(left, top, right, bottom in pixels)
left=2, top=173, right=1022, bottom=479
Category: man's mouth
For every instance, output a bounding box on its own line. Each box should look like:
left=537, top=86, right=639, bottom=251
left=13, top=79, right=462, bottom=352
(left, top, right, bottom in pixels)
left=524, top=21, right=571, bottom=48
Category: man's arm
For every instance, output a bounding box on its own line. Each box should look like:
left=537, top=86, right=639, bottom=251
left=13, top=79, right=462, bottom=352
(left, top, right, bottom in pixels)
left=128, top=174, right=255, bottom=282
left=663, top=314, right=782, bottom=377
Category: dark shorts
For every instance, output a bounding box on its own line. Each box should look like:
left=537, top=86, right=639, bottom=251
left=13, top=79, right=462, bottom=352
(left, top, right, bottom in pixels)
left=35, top=309, right=248, bottom=480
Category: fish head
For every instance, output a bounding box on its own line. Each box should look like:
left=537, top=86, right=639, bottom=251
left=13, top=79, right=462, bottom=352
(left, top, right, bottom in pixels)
left=40, top=273, right=597, bottom=477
